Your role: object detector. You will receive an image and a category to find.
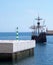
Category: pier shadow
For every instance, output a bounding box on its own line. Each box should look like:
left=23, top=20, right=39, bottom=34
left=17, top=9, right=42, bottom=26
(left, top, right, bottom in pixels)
left=0, top=56, right=35, bottom=65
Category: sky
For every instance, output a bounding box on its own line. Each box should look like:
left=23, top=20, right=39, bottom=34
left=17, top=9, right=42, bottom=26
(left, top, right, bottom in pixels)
left=0, top=0, right=53, bottom=32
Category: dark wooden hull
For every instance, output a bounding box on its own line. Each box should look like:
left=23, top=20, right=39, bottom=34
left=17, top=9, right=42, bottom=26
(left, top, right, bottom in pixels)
left=31, top=32, right=46, bottom=43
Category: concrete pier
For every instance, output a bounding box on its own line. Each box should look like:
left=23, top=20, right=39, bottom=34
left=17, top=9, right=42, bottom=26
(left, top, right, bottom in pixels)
left=0, top=40, right=35, bottom=61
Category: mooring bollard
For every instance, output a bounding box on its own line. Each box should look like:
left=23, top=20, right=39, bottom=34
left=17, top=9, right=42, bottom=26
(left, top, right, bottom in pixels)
left=16, top=27, right=18, bottom=40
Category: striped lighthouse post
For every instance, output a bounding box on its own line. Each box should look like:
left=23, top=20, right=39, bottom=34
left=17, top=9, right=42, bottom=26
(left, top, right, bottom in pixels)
left=16, top=27, right=18, bottom=40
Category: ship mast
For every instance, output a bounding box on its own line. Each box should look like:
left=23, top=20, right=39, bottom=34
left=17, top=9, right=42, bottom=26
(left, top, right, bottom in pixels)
left=35, top=16, right=43, bottom=34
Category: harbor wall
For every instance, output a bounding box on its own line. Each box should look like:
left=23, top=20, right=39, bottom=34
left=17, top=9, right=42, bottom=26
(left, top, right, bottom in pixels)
left=46, top=30, right=53, bottom=35
left=0, top=40, right=35, bottom=61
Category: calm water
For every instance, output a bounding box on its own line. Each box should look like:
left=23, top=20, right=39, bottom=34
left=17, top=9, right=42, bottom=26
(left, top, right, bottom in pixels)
left=0, top=32, right=53, bottom=65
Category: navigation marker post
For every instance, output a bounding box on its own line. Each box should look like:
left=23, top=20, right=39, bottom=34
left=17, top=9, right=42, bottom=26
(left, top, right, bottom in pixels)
left=16, top=27, right=18, bottom=40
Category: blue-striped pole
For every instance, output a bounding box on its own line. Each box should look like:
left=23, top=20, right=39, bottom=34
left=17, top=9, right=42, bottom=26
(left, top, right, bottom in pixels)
left=16, top=27, right=18, bottom=40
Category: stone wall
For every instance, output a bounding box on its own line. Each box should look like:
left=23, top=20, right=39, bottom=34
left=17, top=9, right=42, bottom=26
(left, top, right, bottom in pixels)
left=0, top=48, right=34, bottom=62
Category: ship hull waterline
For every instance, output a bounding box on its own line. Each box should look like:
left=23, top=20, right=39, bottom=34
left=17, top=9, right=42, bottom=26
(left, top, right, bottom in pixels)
left=31, top=32, right=46, bottom=43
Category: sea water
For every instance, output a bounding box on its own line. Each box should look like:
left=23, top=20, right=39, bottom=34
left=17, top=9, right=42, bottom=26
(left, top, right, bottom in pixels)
left=0, top=32, right=53, bottom=65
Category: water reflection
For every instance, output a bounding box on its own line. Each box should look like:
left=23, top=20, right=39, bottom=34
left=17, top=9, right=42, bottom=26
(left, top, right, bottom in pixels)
left=34, top=43, right=47, bottom=65
left=0, top=56, right=35, bottom=65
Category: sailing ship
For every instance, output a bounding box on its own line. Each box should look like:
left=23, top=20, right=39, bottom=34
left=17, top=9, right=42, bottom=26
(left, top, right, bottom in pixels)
left=30, top=16, right=46, bottom=43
